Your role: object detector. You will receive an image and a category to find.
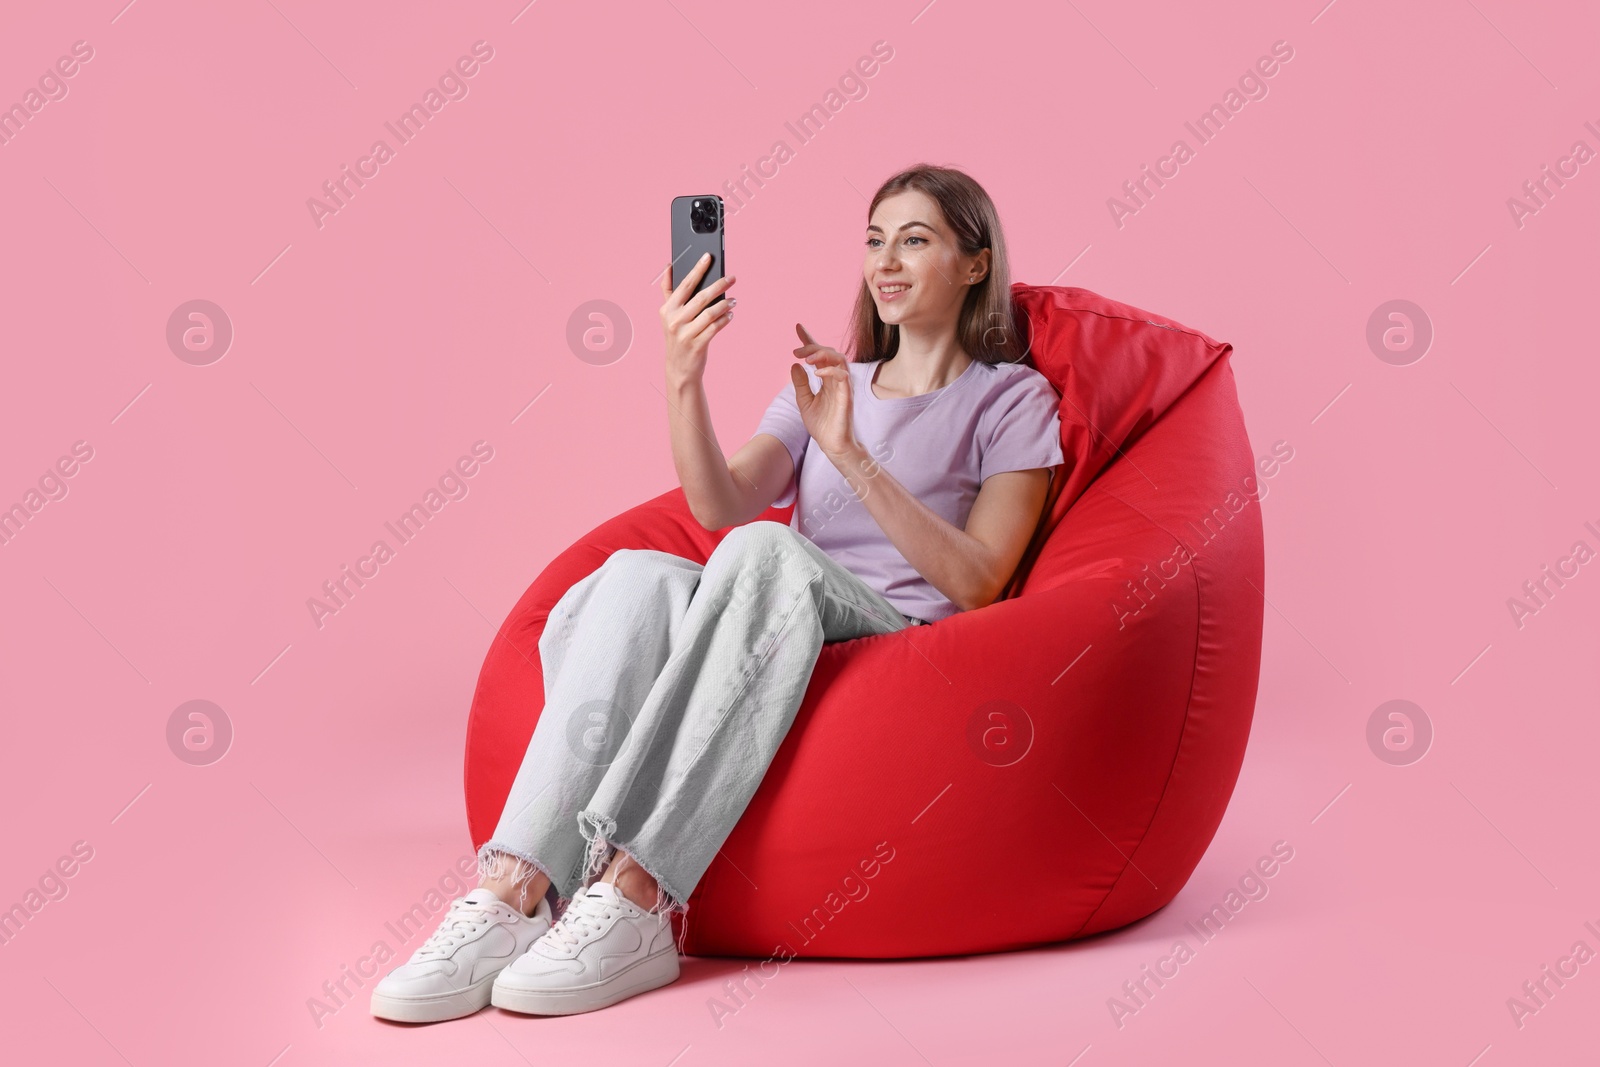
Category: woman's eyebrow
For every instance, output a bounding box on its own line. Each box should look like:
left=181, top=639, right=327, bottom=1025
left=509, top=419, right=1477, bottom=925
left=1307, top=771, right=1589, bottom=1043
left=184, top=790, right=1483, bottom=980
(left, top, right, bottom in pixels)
left=866, top=220, right=937, bottom=233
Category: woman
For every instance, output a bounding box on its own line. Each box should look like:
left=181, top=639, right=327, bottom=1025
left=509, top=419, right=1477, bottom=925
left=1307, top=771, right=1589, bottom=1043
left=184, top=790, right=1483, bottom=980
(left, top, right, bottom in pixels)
left=371, top=163, right=1065, bottom=1023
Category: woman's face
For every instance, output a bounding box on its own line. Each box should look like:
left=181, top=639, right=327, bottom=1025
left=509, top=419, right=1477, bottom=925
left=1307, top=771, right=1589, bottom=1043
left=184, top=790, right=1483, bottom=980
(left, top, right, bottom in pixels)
left=863, top=189, right=985, bottom=333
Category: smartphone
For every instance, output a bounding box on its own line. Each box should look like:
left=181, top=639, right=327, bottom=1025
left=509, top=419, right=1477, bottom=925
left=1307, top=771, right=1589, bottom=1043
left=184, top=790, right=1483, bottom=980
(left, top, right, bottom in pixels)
left=670, top=195, right=726, bottom=305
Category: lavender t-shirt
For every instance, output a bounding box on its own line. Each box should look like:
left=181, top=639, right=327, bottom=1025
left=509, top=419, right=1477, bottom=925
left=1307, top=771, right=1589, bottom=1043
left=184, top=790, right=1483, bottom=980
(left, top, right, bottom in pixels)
left=753, top=357, right=1065, bottom=624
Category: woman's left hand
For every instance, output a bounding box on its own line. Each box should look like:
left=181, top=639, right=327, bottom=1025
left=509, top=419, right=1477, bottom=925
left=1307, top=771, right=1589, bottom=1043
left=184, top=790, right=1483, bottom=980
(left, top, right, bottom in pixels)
left=791, top=323, right=859, bottom=461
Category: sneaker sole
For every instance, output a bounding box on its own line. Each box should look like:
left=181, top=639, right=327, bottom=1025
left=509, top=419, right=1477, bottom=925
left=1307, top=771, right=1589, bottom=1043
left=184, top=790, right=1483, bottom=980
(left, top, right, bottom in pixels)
left=491, top=949, right=680, bottom=1016
left=370, top=972, right=498, bottom=1024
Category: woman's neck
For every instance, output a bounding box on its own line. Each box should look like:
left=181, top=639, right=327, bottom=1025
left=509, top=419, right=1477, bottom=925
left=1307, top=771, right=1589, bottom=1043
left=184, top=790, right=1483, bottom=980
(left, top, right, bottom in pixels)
left=880, top=323, right=971, bottom=394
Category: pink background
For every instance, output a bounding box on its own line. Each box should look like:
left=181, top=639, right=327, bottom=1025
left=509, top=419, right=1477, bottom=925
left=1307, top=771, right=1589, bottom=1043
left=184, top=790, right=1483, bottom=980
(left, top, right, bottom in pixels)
left=2, top=0, right=1597, bottom=1063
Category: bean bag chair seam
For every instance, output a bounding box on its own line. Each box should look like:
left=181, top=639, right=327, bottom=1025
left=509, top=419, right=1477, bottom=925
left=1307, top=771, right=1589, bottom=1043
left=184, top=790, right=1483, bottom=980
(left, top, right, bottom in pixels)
left=1063, top=472, right=1206, bottom=940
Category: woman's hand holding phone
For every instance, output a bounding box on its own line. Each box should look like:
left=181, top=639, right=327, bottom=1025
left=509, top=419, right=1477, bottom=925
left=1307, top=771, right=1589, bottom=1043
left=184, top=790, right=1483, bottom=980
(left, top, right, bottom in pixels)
left=659, top=253, right=736, bottom=390
left=791, top=323, right=860, bottom=461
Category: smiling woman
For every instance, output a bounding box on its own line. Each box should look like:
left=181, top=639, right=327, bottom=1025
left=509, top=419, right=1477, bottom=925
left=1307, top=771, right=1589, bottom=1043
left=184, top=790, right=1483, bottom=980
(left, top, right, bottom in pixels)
left=375, top=163, right=1065, bottom=1023
left=750, top=164, right=1063, bottom=621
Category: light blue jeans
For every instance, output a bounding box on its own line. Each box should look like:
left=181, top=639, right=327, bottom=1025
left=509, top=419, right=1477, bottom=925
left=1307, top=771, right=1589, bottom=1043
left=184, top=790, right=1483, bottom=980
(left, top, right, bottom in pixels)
left=477, top=520, right=925, bottom=933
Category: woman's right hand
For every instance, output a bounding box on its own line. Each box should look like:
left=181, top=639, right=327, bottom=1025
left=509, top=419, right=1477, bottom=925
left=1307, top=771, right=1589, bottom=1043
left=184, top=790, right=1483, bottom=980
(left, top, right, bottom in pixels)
left=659, top=252, right=736, bottom=389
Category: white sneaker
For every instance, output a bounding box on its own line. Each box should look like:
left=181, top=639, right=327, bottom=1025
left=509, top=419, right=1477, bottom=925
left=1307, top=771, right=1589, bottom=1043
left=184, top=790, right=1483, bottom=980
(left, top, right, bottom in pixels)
left=491, top=880, right=680, bottom=1015
left=370, top=888, right=552, bottom=1023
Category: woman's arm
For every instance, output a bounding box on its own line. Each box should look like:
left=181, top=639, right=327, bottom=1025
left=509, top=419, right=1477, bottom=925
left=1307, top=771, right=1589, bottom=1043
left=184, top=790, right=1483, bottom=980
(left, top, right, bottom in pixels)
left=787, top=332, right=1053, bottom=613
left=659, top=253, right=794, bottom=530
left=826, top=443, right=1050, bottom=612
left=667, top=382, right=793, bottom=530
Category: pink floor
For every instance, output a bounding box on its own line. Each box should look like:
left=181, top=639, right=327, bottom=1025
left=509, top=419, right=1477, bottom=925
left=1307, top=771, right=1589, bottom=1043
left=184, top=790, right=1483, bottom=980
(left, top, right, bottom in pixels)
left=3, top=1, right=1597, bottom=1064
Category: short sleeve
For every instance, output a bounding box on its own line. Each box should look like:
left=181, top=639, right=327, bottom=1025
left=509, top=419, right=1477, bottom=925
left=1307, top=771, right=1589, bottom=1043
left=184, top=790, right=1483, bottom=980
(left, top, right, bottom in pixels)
left=753, top=369, right=816, bottom=508
left=979, top=369, right=1066, bottom=485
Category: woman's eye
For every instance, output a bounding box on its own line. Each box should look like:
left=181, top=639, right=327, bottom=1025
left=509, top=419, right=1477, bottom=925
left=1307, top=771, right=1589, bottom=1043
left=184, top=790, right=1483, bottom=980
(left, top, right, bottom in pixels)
left=905, top=236, right=925, bottom=246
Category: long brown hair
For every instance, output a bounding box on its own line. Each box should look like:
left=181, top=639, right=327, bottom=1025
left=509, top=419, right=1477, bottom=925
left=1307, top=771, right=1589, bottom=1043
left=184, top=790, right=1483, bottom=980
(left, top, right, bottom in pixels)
left=846, top=163, right=1025, bottom=366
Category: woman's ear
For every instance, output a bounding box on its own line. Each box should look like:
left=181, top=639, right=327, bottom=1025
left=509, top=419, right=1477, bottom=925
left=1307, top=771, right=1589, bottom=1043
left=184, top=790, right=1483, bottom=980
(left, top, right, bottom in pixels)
left=966, top=248, right=992, bottom=284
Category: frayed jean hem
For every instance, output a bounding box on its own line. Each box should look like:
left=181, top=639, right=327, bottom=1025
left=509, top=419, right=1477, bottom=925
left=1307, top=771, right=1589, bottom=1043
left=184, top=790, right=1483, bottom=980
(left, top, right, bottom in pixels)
left=477, top=841, right=573, bottom=915
left=577, top=809, right=693, bottom=957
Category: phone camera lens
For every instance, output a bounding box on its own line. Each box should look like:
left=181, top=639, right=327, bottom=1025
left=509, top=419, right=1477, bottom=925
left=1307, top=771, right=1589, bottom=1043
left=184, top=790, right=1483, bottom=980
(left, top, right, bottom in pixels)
left=689, top=198, right=718, bottom=234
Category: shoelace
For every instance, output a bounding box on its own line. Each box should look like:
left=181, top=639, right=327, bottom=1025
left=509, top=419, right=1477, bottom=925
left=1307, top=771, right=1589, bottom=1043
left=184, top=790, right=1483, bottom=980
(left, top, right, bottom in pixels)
left=545, top=894, right=618, bottom=951
left=413, top=899, right=497, bottom=961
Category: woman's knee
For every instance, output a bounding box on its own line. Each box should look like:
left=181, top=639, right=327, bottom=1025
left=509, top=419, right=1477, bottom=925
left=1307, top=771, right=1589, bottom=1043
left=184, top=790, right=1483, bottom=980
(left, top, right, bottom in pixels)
left=595, top=548, right=699, bottom=585
left=601, top=547, right=665, bottom=571
left=707, top=522, right=814, bottom=599
left=712, top=521, right=796, bottom=563
left=548, top=550, right=690, bottom=636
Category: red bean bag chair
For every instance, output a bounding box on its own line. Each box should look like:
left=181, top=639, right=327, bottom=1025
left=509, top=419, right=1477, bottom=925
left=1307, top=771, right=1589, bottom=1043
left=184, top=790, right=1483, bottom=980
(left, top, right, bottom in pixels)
left=464, top=283, right=1264, bottom=958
